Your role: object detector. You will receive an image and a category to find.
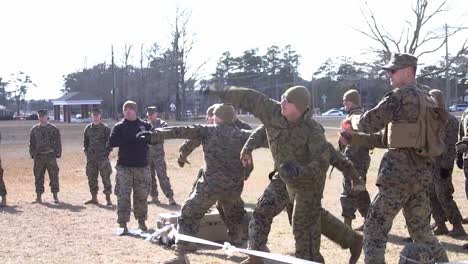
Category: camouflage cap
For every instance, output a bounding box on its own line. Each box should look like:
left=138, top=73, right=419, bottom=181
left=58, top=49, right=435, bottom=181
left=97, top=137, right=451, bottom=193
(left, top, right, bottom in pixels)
left=399, top=244, right=434, bottom=264
left=146, top=106, right=158, bottom=115
left=206, top=103, right=222, bottom=117
left=343, top=89, right=361, bottom=106
left=282, top=86, right=311, bottom=113
left=429, top=89, right=445, bottom=108
left=91, top=107, right=102, bottom=114
left=213, top=104, right=235, bottom=124
left=382, top=53, right=418, bottom=71
left=122, top=100, right=137, bottom=111
left=37, top=109, right=48, bottom=116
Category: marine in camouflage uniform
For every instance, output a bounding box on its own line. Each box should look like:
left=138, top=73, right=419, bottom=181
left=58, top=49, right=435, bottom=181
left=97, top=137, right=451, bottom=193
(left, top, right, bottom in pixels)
left=83, top=107, right=113, bottom=206
left=108, top=101, right=152, bottom=232
left=146, top=106, right=175, bottom=205
left=457, top=109, right=468, bottom=224
left=177, top=104, right=251, bottom=237
left=240, top=125, right=363, bottom=264
left=348, top=53, right=448, bottom=263
left=141, top=104, right=251, bottom=250
left=339, top=90, right=371, bottom=229
left=0, top=131, right=7, bottom=207
left=210, top=85, right=331, bottom=262
left=426, top=90, right=465, bottom=237
left=29, top=109, right=62, bottom=204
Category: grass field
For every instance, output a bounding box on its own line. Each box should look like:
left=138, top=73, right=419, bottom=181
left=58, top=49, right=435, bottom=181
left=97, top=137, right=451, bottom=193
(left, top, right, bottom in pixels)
left=0, top=118, right=467, bottom=264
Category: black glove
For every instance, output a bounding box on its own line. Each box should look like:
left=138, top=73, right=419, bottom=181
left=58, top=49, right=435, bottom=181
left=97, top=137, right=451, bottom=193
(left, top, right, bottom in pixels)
left=279, top=163, right=301, bottom=182
left=440, top=168, right=451, bottom=179
left=136, top=131, right=152, bottom=144
left=456, top=153, right=464, bottom=169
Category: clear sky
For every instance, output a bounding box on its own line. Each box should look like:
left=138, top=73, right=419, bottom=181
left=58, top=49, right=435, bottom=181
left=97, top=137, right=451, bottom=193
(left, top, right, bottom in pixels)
left=0, top=0, right=466, bottom=100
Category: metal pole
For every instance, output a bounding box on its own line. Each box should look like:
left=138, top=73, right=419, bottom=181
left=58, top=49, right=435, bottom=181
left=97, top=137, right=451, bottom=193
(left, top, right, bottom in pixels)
left=445, top=24, right=450, bottom=108
left=112, top=45, right=116, bottom=120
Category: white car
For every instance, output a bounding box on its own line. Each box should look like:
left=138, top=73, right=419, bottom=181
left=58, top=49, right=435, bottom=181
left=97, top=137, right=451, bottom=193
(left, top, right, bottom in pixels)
left=321, top=109, right=345, bottom=116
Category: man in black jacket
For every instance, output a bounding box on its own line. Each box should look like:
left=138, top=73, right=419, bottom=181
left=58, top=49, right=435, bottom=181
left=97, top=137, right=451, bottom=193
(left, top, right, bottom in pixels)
left=109, top=101, right=152, bottom=232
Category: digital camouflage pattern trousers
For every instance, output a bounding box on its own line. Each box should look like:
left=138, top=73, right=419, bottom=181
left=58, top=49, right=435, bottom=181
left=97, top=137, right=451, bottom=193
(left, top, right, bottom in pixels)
left=33, top=154, right=59, bottom=194
left=86, top=159, right=112, bottom=195
left=114, top=165, right=151, bottom=223
left=148, top=156, right=174, bottom=198
left=249, top=178, right=361, bottom=260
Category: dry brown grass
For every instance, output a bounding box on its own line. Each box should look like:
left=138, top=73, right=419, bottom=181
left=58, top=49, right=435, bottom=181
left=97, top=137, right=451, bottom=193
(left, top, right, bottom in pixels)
left=0, top=119, right=467, bottom=264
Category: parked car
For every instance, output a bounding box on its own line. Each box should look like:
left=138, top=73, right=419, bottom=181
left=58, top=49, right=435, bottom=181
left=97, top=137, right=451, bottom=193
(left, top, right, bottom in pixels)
left=448, top=104, right=468, bottom=112
left=321, top=109, right=345, bottom=116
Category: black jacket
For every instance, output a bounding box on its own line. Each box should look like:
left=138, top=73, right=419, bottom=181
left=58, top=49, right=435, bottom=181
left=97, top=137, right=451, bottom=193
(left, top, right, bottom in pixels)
left=108, top=118, right=152, bottom=167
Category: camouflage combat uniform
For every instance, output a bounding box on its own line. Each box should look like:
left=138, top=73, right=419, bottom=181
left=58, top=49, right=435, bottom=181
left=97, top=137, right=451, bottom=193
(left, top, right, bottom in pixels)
left=151, top=124, right=251, bottom=243
left=83, top=122, right=113, bottom=195
left=178, top=118, right=252, bottom=228
left=148, top=119, right=174, bottom=199
left=242, top=125, right=362, bottom=254
left=29, top=123, right=62, bottom=195
left=340, top=108, right=371, bottom=221
left=108, top=118, right=152, bottom=223
left=351, top=84, right=448, bottom=263
left=0, top=132, right=6, bottom=197
left=428, top=113, right=463, bottom=226
left=459, top=110, right=468, bottom=199
left=212, top=87, right=331, bottom=262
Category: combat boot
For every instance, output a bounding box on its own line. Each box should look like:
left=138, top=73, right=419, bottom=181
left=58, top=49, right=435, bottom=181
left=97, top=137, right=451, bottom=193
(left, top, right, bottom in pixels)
left=344, top=217, right=352, bottom=228
left=168, top=196, right=177, bottom=206
left=349, top=234, right=363, bottom=264
left=240, top=256, right=264, bottom=264
left=33, top=194, right=42, bottom=204
left=119, top=222, right=128, bottom=234
left=433, top=222, right=449, bottom=235
left=463, top=217, right=468, bottom=224
left=84, top=194, right=99, bottom=205
left=53, top=193, right=59, bottom=204
left=0, top=195, right=6, bottom=207
left=138, top=219, right=148, bottom=231
left=105, top=194, right=112, bottom=206
left=449, top=222, right=466, bottom=237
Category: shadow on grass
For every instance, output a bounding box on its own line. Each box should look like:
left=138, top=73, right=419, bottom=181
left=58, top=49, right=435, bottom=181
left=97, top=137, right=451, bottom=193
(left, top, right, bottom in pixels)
left=42, top=201, right=86, bottom=212
left=157, top=203, right=182, bottom=211
left=0, top=205, right=23, bottom=214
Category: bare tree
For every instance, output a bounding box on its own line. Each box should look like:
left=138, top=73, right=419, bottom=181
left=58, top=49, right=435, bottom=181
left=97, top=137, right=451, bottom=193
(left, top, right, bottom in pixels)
left=356, top=0, right=467, bottom=75
left=7, top=71, right=36, bottom=116
left=169, top=7, right=208, bottom=120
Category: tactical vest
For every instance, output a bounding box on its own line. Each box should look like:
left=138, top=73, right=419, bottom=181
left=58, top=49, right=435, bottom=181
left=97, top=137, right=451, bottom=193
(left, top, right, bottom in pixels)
left=385, top=89, right=447, bottom=157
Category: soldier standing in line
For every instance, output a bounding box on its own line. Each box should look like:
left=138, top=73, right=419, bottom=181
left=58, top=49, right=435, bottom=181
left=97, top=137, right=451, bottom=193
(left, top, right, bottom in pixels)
left=239, top=124, right=364, bottom=264
left=0, top=131, right=7, bottom=207
left=339, top=89, right=371, bottom=230
left=209, top=85, right=331, bottom=262
left=83, top=107, right=113, bottom=206
left=137, top=104, right=251, bottom=255
left=426, top=90, right=466, bottom=237
left=29, top=109, right=62, bottom=204
left=146, top=106, right=176, bottom=206
left=344, top=53, right=448, bottom=263
left=108, top=101, right=152, bottom=232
